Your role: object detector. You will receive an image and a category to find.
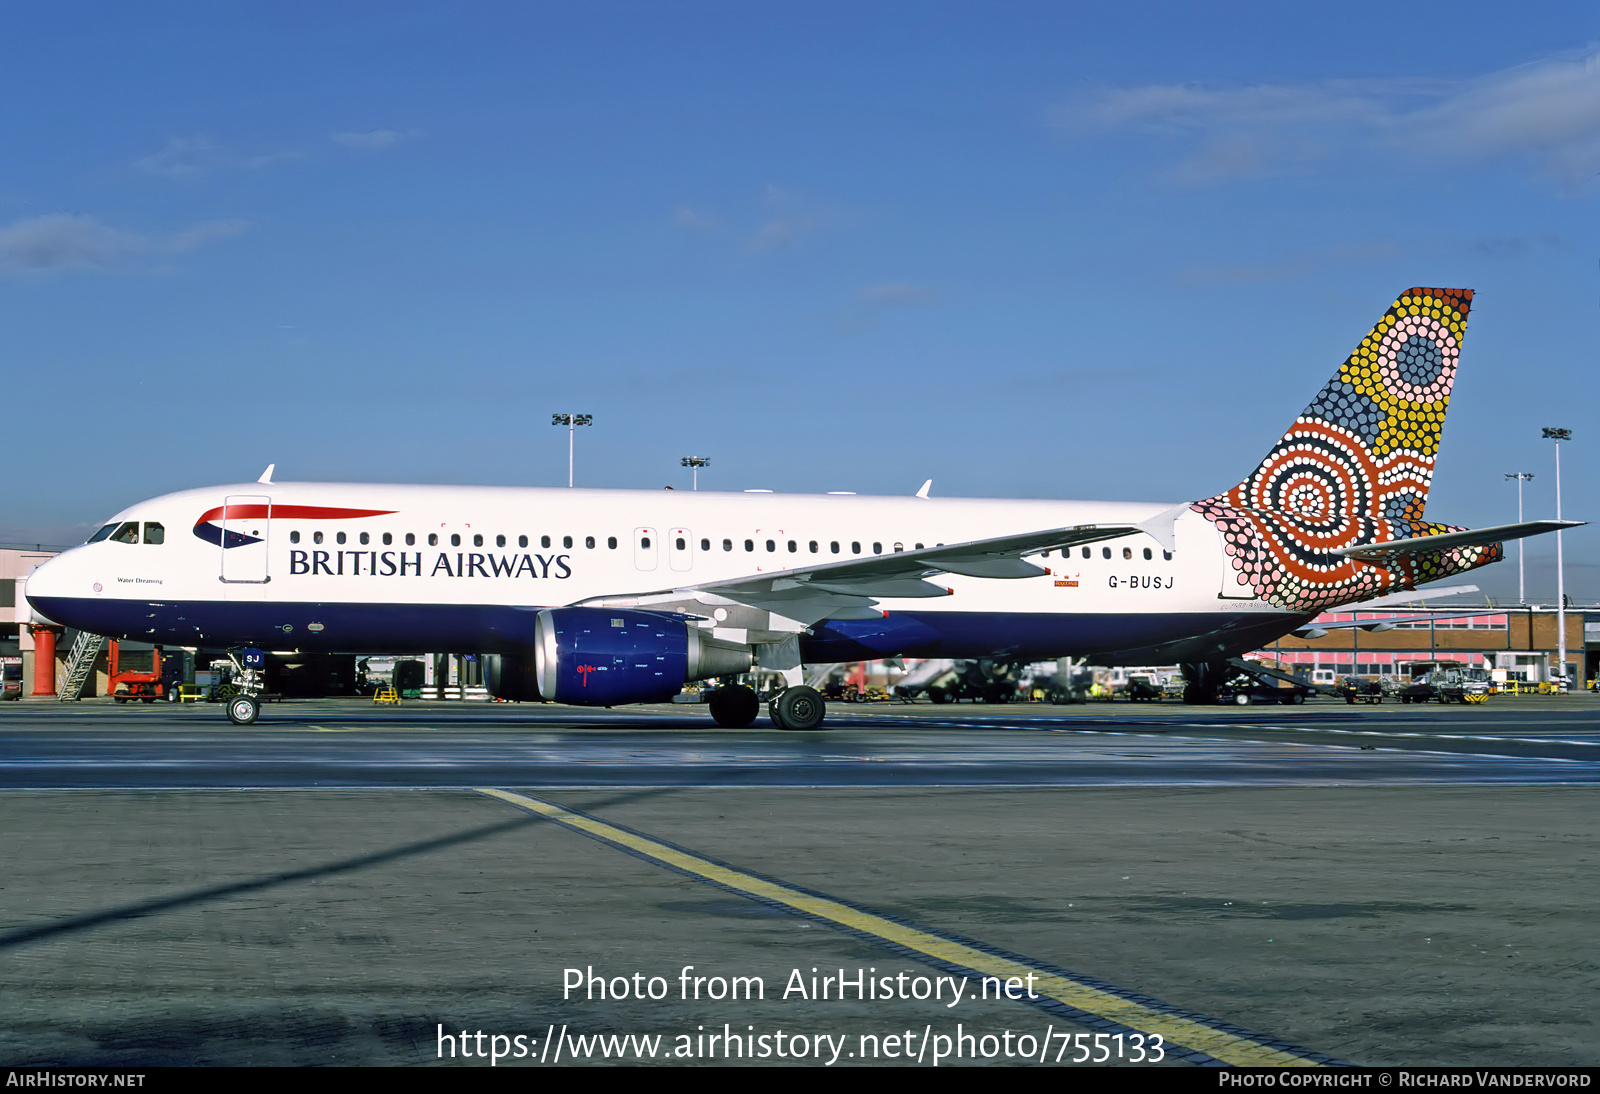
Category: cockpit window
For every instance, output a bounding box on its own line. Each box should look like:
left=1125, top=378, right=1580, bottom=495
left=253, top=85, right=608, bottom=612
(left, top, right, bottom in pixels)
left=143, top=522, right=164, bottom=545
left=111, top=522, right=140, bottom=545
left=88, top=524, right=118, bottom=544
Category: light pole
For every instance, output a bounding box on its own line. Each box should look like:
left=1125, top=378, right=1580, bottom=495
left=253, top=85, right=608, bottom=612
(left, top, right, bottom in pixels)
left=1505, top=472, right=1534, bottom=604
left=681, top=456, right=709, bottom=491
left=1542, top=428, right=1570, bottom=687
left=552, top=413, right=592, bottom=488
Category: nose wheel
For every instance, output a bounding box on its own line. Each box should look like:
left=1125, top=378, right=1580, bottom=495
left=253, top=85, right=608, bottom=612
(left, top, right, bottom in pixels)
left=769, top=685, right=826, bottom=731
left=226, top=695, right=260, bottom=726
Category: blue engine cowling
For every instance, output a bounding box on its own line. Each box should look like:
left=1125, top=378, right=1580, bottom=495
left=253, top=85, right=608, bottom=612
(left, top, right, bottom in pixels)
left=532, top=607, right=751, bottom=706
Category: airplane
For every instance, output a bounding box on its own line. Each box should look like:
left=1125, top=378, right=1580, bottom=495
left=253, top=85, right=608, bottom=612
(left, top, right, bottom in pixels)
left=23, top=287, right=1582, bottom=730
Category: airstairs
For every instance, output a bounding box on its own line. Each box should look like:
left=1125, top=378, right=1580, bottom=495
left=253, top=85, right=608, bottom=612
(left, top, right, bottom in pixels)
left=57, top=631, right=106, bottom=701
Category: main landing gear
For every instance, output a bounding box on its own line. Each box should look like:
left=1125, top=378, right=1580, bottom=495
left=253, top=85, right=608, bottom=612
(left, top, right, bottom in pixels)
left=1180, top=660, right=1225, bottom=705
left=708, top=684, right=761, bottom=728
left=769, top=685, right=826, bottom=732
left=707, top=682, right=827, bottom=731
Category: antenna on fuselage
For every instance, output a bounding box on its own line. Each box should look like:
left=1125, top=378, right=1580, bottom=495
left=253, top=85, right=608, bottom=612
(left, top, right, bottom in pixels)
left=915, top=479, right=932, bottom=499
left=258, top=464, right=275, bottom=485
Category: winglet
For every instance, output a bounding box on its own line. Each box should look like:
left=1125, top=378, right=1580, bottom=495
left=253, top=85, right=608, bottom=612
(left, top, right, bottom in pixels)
left=258, top=464, right=275, bottom=485
left=916, top=479, right=932, bottom=499
left=1136, top=503, right=1187, bottom=553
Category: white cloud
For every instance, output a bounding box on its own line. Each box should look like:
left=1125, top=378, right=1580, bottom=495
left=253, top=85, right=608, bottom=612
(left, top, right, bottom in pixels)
left=1056, top=50, right=1600, bottom=189
left=331, top=129, right=416, bottom=151
left=839, top=283, right=936, bottom=330
left=136, top=136, right=303, bottom=179
left=746, top=184, right=824, bottom=252
left=0, top=214, right=248, bottom=274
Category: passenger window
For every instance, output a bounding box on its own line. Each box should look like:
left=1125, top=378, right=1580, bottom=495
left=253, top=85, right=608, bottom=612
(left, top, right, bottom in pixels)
left=473, top=534, right=483, bottom=547
left=641, top=536, right=652, bottom=549
left=914, top=543, right=923, bottom=550
left=1163, top=550, right=1172, bottom=560
left=809, top=540, right=818, bottom=553
left=745, top=539, right=754, bottom=552
left=289, top=531, right=301, bottom=544
left=519, top=535, right=529, bottom=548
left=893, top=542, right=904, bottom=553
left=383, top=533, right=393, bottom=546
left=1082, top=547, right=1090, bottom=559
left=450, top=534, right=460, bottom=547
left=1123, top=547, right=1132, bottom=560
left=1143, top=547, right=1152, bottom=560
left=360, top=532, right=369, bottom=545
left=496, top=535, right=505, bottom=548
left=563, top=536, right=573, bottom=548
left=406, top=533, right=416, bottom=546
left=143, top=522, right=164, bottom=545
left=787, top=540, right=797, bottom=552
left=429, top=534, right=439, bottom=547
left=830, top=541, right=840, bottom=554
left=675, top=537, right=686, bottom=550
left=337, top=532, right=347, bottom=545
left=1101, top=547, right=1110, bottom=559
left=700, top=538, right=709, bottom=551
left=722, top=539, right=732, bottom=552
left=873, top=542, right=882, bottom=554
left=541, top=536, right=551, bottom=548
left=607, top=537, right=617, bottom=549
left=852, top=541, right=861, bottom=554
left=314, top=531, right=324, bottom=545
left=586, top=536, right=596, bottom=549
left=766, top=540, right=775, bottom=552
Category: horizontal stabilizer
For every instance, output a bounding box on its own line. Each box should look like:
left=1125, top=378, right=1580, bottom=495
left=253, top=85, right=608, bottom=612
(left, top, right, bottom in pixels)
left=1335, top=520, right=1584, bottom=562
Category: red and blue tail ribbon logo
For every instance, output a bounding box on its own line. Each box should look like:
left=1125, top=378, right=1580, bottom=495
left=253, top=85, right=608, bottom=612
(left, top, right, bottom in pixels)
left=192, top=504, right=397, bottom=548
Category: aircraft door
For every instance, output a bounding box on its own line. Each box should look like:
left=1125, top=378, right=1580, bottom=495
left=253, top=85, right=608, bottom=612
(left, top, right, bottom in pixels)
left=220, top=495, right=271, bottom=584
left=669, top=527, right=693, bottom=572
left=634, top=527, right=658, bottom=571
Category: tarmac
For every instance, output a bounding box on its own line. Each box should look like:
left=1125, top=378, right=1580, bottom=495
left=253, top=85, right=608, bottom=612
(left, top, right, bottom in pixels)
left=1, top=694, right=1596, bottom=1067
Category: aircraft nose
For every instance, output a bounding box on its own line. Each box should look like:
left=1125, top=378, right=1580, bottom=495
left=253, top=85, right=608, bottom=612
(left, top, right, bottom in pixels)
left=23, top=550, right=84, bottom=624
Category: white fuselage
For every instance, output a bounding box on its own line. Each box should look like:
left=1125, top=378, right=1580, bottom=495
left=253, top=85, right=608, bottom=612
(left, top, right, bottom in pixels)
left=24, top=481, right=1301, bottom=664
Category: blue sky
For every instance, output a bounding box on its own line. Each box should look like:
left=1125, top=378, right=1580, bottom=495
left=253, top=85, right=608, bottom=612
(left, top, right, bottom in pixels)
left=3, top=1, right=1595, bottom=601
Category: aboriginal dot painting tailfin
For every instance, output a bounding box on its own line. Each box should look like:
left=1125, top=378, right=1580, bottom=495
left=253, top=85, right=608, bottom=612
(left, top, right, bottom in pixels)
left=1217, top=287, right=1472, bottom=522
left=1193, top=288, right=1478, bottom=612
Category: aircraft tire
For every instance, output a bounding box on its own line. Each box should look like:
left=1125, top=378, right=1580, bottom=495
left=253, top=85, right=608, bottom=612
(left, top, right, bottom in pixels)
left=227, top=695, right=260, bottom=726
left=708, top=685, right=759, bottom=729
left=770, top=685, right=826, bottom=731
left=1234, top=693, right=1250, bottom=706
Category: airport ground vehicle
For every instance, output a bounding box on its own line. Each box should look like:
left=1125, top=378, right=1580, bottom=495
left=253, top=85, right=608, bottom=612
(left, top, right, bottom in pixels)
left=24, top=288, right=1580, bottom=729
left=1338, top=677, right=1385, bottom=704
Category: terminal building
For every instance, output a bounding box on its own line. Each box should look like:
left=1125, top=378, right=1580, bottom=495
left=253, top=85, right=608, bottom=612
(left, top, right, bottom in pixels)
left=1255, top=605, right=1588, bottom=686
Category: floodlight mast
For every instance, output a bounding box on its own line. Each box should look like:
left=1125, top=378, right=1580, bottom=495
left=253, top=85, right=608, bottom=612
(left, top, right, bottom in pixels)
left=1505, top=472, right=1534, bottom=604
left=681, top=456, right=710, bottom=491
left=552, top=413, right=593, bottom=487
left=1542, top=428, right=1571, bottom=686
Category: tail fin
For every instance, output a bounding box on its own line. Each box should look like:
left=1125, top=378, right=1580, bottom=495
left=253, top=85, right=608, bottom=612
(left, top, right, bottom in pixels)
left=1194, top=288, right=1479, bottom=611
left=1217, top=287, right=1473, bottom=522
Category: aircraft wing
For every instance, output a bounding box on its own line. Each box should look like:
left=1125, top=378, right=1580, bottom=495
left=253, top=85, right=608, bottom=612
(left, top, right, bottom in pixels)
left=1334, top=520, right=1584, bottom=563
left=572, top=522, right=1143, bottom=625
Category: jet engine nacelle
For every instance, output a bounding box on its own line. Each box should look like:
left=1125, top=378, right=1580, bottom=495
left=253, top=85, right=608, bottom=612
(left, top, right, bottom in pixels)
left=531, top=607, right=753, bottom=706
